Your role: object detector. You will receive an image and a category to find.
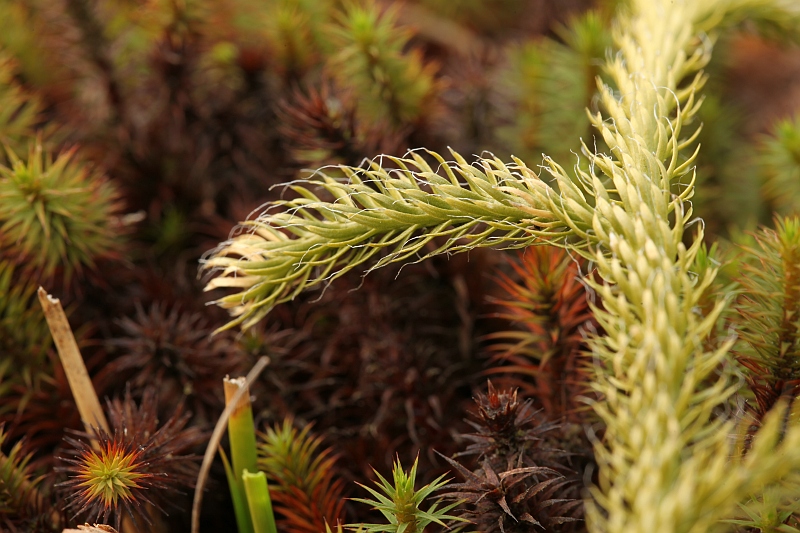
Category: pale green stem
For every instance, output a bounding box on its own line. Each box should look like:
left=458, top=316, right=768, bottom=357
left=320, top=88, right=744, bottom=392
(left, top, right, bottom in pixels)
left=243, top=470, right=278, bottom=533
left=224, top=377, right=259, bottom=533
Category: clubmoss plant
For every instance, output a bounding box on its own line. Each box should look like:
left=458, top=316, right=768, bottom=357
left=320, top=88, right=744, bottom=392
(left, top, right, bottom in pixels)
left=3, top=0, right=800, bottom=530
left=203, top=1, right=800, bottom=532
left=201, top=150, right=566, bottom=331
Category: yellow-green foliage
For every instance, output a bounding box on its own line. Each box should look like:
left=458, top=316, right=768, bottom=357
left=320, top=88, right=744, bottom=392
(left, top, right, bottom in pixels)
left=0, top=1, right=64, bottom=89
left=257, top=419, right=344, bottom=532
left=500, top=11, right=611, bottom=166
left=727, top=218, right=800, bottom=527
left=0, top=262, right=51, bottom=374
left=327, top=1, right=437, bottom=126
left=693, top=90, right=763, bottom=233
left=258, top=420, right=335, bottom=494
left=266, top=0, right=334, bottom=75
left=226, top=0, right=334, bottom=76
left=0, top=426, right=41, bottom=518
left=0, top=53, right=41, bottom=157
left=350, top=456, right=464, bottom=533
left=729, top=486, right=800, bottom=532
left=761, top=116, right=800, bottom=215
left=201, top=150, right=575, bottom=330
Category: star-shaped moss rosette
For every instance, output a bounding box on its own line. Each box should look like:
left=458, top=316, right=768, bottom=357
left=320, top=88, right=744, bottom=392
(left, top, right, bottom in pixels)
left=56, top=388, right=203, bottom=529
left=439, top=454, right=582, bottom=533
left=460, top=381, right=558, bottom=471
left=57, top=429, right=161, bottom=528
left=349, top=455, right=465, bottom=533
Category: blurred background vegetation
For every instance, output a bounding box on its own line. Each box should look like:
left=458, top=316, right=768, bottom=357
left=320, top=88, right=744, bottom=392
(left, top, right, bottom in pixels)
left=0, top=0, right=798, bottom=531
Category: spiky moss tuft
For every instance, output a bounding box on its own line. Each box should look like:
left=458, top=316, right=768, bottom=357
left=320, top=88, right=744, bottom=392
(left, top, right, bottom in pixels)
left=277, top=83, right=406, bottom=169
left=499, top=10, right=612, bottom=166
left=439, top=454, right=581, bottom=533
left=0, top=426, right=53, bottom=532
left=0, top=261, right=51, bottom=369
left=0, top=53, right=45, bottom=159
left=441, top=381, right=585, bottom=531
left=98, top=302, right=248, bottom=425
left=735, top=217, right=800, bottom=423
left=460, top=381, right=551, bottom=469
left=0, top=142, right=124, bottom=284
left=58, top=430, right=157, bottom=528
left=485, top=246, right=596, bottom=421
left=258, top=419, right=345, bottom=533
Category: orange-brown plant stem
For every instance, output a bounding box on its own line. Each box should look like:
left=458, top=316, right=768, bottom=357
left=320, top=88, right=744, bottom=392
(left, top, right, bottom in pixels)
left=37, top=287, right=109, bottom=434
